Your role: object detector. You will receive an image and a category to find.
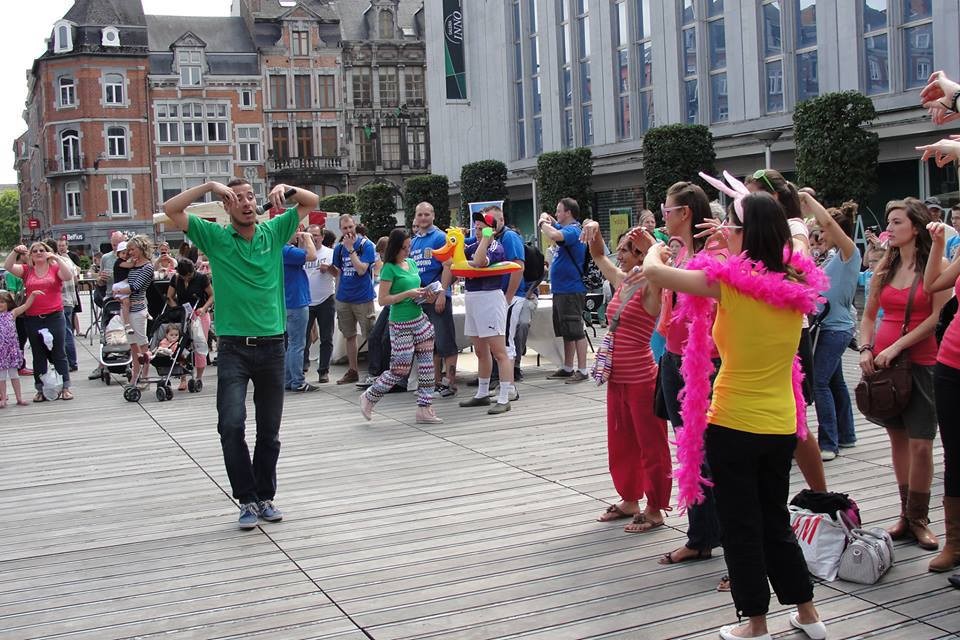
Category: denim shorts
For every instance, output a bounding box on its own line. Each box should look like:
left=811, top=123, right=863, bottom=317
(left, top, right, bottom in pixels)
left=422, top=298, right=458, bottom=357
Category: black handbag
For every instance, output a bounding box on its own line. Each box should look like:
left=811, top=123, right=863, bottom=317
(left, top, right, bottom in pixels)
left=936, top=296, right=958, bottom=344
left=855, top=274, right=919, bottom=422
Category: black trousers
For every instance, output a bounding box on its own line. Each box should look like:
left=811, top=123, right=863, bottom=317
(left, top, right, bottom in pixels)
left=935, top=363, right=960, bottom=497
left=706, top=424, right=813, bottom=618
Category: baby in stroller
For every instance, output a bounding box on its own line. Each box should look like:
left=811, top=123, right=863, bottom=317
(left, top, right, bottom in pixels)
left=151, top=324, right=181, bottom=359
left=144, top=307, right=199, bottom=401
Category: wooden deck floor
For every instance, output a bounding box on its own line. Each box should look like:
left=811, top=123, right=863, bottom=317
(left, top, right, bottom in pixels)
left=1, top=332, right=958, bottom=640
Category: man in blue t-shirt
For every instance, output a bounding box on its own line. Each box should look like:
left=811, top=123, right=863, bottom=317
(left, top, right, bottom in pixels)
left=409, top=202, right=459, bottom=396
left=538, top=197, right=588, bottom=383
left=283, top=231, right=318, bottom=393
left=331, top=214, right=377, bottom=384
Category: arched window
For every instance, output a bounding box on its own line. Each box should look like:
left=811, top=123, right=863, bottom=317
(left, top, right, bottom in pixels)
left=379, top=9, right=394, bottom=39
left=110, top=179, right=130, bottom=215
left=58, top=77, right=75, bottom=107
left=54, top=22, right=73, bottom=53
left=60, top=129, right=80, bottom=171
left=107, top=127, right=126, bottom=157
left=104, top=73, right=124, bottom=105
left=64, top=181, right=81, bottom=218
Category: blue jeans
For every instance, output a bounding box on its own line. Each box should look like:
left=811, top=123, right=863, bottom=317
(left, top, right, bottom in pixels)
left=284, top=306, right=309, bottom=389
left=62, top=306, right=77, bottom=369
left=659, top=351, right=723, bottom=551
left=216, top=337, right=285, bottom=504
left=813, top=328, right=856, bottom=454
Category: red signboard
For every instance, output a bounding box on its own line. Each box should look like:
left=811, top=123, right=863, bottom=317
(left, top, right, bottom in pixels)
left=27, top=218, right=39, bottom=229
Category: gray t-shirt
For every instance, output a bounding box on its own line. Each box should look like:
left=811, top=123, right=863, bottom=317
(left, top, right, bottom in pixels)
left=100, top=250, right=118, bottom=291
left=820, top=246, right=862, bottom=333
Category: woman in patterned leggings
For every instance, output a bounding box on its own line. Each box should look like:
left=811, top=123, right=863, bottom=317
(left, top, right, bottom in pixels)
left=359, top=228, right=442, bottom=424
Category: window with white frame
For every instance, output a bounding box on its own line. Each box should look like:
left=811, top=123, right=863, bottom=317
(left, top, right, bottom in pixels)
left=680, top=0, right=698, bottom=123
left=291, top=29, right=309, bottom=56
left=404, top=68, right=424, bottom=106
left=558, top=1, right=573, bottom=148
left=512, top=0, right=525, bottom=158
left=237, top=126, right=260, bottom=162
left=529, top=0, right=542, bottom=154
left=902, top=0, right=932, bottom=89
left=156, top=102, right=229, bottom=145
left=206, top=104, right=228, bottom=142
left=156, top=103, right=180, bottom=143
left=762, top=0, right=784, bottom=112
left=379, top=67, right=399, bottom=107
left=159, top=159, right=231, bottom=202
left=104, top=73, right=124, bottom=105
left=407, top=126, right=427, bottom=170
left=635, top=0, right=654, bottom=134
left=54, top=21, right=73, bottom=53
left=101, top=26, right=120, bottom=47
left=381, top=126, right=401, bottom=169
left=708, top=1, right=727, bottom=122
left=178, top=49, right=202, bottom=87
left=611, top=1, right=630, bottom=140
left=319, top=75, right=336, bottom=108
left=59, top=76, right=76, bottom=108
left=576, top=0, right=593, bottom=144
left=110, top=178, right=130, bottom=216
left=352, top=68, right=372, bottom=106
left=862, top=0, right=888, bottom=94
left=61, top=129, right=80, bottom=171
left=65, top=181, right=81, bottom=218
left=107, top=126, right=126, bottom=157
left=240, top=89, right=254, bottom=109
left=796, top=0, right=818, bottom=102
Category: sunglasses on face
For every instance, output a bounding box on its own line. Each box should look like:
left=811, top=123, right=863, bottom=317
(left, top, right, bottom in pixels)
left=752, top=169, right=777, bottom=193
left=661, top=204, right=686, bottom=218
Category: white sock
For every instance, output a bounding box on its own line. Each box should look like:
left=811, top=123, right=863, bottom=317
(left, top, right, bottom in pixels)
left=38, top=328, right=53, bottom=350
left=579, top=368, right=589, bottom=375
left=562, top=365, right=574, bottom=372
left=497, top=382, right=512, bottom=404
left=476, top=377, right=490, bottom=398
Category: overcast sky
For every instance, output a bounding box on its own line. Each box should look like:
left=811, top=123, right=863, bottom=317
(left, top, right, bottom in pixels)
left=0, top=0, right=232, bottom=185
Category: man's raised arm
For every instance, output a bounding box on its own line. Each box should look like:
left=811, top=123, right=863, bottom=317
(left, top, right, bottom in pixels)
left=162, top=181, right=238, bottom=232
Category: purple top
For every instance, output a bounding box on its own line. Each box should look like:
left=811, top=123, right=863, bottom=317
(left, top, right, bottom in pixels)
left=464, top=239, right=506, bottom=292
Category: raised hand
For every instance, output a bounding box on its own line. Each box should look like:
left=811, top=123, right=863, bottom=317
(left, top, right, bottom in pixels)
left=927, top=221, right=948, bottom=246
left=916, top=138, right=960, bottom=167
left=210, top=181, right=239, bottom=208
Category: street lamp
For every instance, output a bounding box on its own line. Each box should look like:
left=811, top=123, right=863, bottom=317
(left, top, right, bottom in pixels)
left=755, top=129, right=784, bottom=170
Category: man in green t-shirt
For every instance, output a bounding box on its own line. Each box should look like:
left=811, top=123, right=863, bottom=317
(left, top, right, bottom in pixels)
left=163, top=178, right=318, bottom=529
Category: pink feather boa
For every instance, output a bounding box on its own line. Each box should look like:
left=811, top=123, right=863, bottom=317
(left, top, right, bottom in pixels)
left=673, top=249, right=828, bottom=510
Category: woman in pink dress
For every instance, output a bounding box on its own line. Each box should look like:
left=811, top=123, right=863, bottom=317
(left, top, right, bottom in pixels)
left=581, top=220, right=671, bottom=532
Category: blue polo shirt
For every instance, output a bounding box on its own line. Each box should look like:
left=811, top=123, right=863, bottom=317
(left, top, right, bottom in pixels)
left=409, top=226, right=450, bottom=294
left=550, top=221, right=586, bottom=294
left=497, top=228, right=526, bottom=296
left=333, top=237, right=376, bottom=303
left=282, top=245, right=311, bottom=309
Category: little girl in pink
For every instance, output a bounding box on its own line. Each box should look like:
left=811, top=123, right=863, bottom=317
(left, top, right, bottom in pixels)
left=0, top=289, right=43, bottom=407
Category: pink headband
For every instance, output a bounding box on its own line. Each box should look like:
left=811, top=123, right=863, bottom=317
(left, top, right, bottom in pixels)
left=698, top=171, right=750, bottom=224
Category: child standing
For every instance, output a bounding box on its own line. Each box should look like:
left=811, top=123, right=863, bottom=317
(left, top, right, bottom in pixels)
left=0, top=290, right=43, bottom=407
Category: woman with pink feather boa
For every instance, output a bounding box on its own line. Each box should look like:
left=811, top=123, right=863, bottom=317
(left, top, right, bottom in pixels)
left=643, top=190, right=827, bottom=640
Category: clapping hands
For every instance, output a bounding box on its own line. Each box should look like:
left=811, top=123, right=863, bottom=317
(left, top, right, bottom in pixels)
left=921, top=71, right=960, bottom=126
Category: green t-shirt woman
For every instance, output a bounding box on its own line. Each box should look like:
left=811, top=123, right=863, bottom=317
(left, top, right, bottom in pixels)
left=379, top=258, right=425, bottom=322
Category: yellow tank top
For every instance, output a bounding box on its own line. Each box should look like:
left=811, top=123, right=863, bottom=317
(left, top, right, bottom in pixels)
left=708, top=283, right=802, bottom=435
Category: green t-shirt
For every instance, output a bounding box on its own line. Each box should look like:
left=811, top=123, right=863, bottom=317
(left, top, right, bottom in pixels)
left=186, top=207, right=299, bottom=337
left=380, top=258, right=423, bottom=322
left=4, top=271, right=24, bottom=294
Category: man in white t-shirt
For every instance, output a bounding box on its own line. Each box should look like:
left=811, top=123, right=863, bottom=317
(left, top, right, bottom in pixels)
left=303, top=225, right=337, bottom=383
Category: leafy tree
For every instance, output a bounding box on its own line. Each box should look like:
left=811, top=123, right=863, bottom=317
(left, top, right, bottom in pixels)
left=794, top=90, right=879, bottom=207
left=317, top=193, right=356, bottom=217
left=642, top=124, right=717, bottom=211
left=0, top=189, right=20, bottom=251
left=537, top=148, right=593, bottom=217
left=403, top=174, right=450, bottom=229
left=459, top=160, right=507, bottom=224
left=356, top=183, right=398, bottom=241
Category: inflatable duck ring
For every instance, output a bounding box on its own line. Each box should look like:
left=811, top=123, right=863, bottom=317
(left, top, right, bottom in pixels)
left=431, top=227, right=523, bottom=279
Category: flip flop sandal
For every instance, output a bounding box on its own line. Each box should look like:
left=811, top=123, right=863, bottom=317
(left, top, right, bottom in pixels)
left=598, top=504, right=635, bottom=522
left=624, top=513, right=665, bottom=533
left=717, top=575, right=732, bottom=592
left=32, top=393, right=47, bottom=403
left=658, top=547, right=713, bottom=565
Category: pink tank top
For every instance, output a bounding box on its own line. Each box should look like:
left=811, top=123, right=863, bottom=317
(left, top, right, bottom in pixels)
left=874, top=279, right=938, bottom=366
left=23, top=264, right=65, bottom=316
left=938, top=279, right=960, bottom=370
left=605, top=284, right=657, bottom=385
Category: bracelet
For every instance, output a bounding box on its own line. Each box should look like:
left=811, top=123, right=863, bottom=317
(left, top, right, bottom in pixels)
left=951, top=89, right=960, bottom=113
left=858, top=344, right=874, bottom=353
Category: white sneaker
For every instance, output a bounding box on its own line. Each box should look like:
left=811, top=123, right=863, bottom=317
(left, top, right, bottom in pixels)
left=789, top=613, right=827, bottom=640
left=718, top=624, right=771, bottom=640
left=820, top=450, right=837, bottom=461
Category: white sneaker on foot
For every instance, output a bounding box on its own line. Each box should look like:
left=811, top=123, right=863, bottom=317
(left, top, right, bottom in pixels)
left=789, top=613, right=826, bottom=640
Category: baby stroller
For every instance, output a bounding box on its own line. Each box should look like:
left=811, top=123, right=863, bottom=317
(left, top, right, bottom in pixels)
left=126, top=305, right=198, bottom=403
left=97, top=298, right=132, bottom=386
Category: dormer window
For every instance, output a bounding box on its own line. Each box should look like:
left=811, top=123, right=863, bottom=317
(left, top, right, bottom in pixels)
left=102, top=26, right=120, bottom=47
left=53, top=20, right=73, bottom=53
left=379, top=9, right=394, bottom=39
left=177, top=49, right=203, bottom=87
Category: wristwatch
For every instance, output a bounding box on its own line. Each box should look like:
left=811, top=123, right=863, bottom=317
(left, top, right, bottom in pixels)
left=857, top=344, right=874, bottom=353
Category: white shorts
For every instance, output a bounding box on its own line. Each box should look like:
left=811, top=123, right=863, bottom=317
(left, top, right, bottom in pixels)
left=127, top=309, right=149, bottom=346
left=0, top=367, right=18, bottom=381
left=464, top=289, right=507, bottom=338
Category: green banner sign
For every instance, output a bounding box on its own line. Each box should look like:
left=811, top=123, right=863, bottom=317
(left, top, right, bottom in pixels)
left=443, top=0, right=466, bottom=100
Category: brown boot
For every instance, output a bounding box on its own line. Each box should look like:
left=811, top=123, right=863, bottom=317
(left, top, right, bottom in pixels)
left=887, top=484, right=911, bottom=540
left=336, top=369, right=359, bottom=385
left=930, top=496, right=960, bottom=572
left=907, top=490, right=939, bottom=550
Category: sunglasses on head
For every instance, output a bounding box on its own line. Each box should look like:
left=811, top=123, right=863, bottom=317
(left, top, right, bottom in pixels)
left=752, top=169, right=777, bottom=194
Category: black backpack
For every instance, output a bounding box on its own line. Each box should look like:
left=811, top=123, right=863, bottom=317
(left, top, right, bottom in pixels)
left=522, top=241, right=545, bottom=285
left=563, top=243, right=604, bottom=291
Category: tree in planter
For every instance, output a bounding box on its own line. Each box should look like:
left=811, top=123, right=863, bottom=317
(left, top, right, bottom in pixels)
left=403, top=174, right=451, bottom=229
left=537, top=148, right=593, bottom=217
left=356, top=183, right=398, bottom=241
left=642, top=124, right=717, bottom=211
left=317, top=193, right=356, bottom=217
left=794, top=90, right=878, bottom=207
left=459, top=160, right=507, bottom=224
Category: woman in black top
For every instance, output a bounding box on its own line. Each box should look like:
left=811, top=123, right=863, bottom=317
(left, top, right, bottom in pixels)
left=166, top=258, right=214, bottom=389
